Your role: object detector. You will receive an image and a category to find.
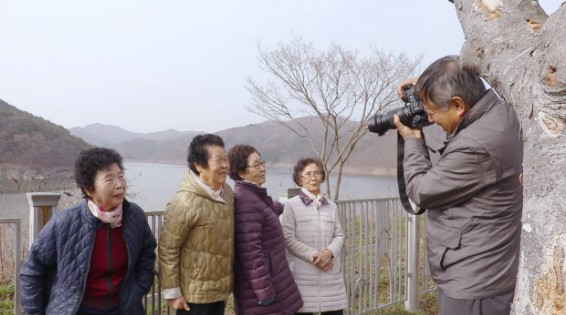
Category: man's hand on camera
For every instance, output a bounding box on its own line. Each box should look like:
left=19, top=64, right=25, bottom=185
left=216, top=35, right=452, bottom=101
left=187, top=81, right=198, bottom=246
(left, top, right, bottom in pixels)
left=397, top=77, right=419, bottom=101
left=394, top=115, right=422, bottom=140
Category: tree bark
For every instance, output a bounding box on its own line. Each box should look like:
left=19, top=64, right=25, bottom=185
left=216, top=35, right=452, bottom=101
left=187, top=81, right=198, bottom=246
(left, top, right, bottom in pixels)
left=453, top=1, right=566, bottom=313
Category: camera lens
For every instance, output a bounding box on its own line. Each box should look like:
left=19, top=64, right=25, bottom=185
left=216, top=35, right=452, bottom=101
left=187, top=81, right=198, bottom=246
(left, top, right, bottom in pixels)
left=367, top=108, right=399, bottom=136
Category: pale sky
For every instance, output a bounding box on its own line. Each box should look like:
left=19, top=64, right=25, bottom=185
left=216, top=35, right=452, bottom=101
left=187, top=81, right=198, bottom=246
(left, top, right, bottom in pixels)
left=0, top=1, right=562, bottom=133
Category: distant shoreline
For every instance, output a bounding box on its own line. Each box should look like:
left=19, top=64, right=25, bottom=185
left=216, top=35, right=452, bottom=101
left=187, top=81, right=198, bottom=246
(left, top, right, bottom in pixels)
left=0, top=161, right=395, bottom=194
left=0, top=165, right=75, bottom=194
left=122, top=160, right=397, bottom=177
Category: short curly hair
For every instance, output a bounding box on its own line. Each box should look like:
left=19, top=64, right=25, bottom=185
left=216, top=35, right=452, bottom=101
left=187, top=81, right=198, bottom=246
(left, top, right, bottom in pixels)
left=292, top=157, right=325, bottom=186
left=74, top=147, right=124, bottom=198
left=187, top=134, right=225, bottom=175
left=228, top=144, right=258, bottom=180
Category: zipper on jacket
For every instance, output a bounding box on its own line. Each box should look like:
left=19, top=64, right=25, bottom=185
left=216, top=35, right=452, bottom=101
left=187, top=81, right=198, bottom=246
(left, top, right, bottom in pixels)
left=316, top=206, right=323, bottom=312
left=103, top=225, right=116, bottom=308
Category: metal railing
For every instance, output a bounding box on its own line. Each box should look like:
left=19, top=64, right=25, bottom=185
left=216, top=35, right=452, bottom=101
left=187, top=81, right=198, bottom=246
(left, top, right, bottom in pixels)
left=15, top=194, right=434, bottom=314
left=337, top=198, right=435, bottom=314
left=143, top=198, right=435, bottom=315
left=144, top=211, right=168, bottom=315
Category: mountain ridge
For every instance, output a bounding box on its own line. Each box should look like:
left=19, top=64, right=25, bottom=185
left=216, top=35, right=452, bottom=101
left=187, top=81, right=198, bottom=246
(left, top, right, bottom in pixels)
left=1, top=98, right=447, bottom=179
left=69, top=118, right=446, bottom=175
left=0, top=99, right=92, bottom=179
left=71, top=119, right=402, bottom=175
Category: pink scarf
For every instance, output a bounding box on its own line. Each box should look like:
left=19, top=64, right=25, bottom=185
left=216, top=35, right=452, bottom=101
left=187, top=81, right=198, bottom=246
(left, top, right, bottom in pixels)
left=87, top=200, right=123, bottom=228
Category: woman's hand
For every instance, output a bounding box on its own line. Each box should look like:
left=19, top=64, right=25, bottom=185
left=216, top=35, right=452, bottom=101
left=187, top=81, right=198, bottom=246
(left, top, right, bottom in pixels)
left=313, top=249, right=334, bottom=271
left=168, top=297, right=190, bottom=311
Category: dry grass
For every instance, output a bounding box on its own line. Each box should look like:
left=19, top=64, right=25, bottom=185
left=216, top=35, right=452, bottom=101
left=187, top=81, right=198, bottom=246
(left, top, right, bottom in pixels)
left=0, top=282, right=15, bottom=315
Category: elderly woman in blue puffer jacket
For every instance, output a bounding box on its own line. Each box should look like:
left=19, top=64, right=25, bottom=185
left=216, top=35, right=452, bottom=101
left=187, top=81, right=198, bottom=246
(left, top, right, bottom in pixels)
left=20, top=147, right=156, bottom=315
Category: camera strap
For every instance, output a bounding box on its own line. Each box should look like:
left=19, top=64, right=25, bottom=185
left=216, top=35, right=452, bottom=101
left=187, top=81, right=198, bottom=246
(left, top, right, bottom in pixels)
left=397, top=132, right=426, bottom=215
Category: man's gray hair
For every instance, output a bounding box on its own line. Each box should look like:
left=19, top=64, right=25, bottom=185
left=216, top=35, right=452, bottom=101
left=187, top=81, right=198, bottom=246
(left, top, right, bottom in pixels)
left=415, top=55, right=487, bottom=109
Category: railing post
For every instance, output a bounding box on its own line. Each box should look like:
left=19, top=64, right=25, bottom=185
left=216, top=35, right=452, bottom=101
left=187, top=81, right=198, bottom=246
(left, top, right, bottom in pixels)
left=26, top=192, right=61, bottom=247
left=405, top=213, right=420, bottom=312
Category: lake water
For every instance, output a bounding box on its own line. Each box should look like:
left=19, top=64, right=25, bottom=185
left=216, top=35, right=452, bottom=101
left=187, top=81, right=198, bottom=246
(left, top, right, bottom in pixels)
left=1, top=162, right=399, bottom=219
left=124, top=162, right=399, bottom=212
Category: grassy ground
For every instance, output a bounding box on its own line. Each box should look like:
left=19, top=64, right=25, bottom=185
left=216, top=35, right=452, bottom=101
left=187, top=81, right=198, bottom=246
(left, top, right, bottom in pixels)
left=0, top=282, right=14, bottom=315
left=4, top=287, right=437, bottom=315
left=223, top=292, right=437, bottom=315
left=223, top=292, right=438, bottom=315
left=344, top=292, right=437, bottom=315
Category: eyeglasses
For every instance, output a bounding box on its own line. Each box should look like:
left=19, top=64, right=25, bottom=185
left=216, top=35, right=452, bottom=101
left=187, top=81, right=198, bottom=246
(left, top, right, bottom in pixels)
left=426, top=110, right=437, bottom=119
left=425, top=104, right=449, bottom=119
left=302, top=171, right=322, bottom=179
left=247, top=160, right=267, bottom=169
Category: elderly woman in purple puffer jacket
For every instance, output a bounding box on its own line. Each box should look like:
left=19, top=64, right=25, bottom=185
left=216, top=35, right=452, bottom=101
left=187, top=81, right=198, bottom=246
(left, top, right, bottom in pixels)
left=228, top=144, right=303, bottom=315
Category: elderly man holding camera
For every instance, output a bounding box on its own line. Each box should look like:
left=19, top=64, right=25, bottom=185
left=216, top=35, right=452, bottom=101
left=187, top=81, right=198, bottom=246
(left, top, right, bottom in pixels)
left=393, top=55, right=523, bottom=315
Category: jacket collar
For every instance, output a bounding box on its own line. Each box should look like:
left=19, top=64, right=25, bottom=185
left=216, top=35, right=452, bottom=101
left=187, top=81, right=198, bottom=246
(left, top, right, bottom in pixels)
left=180, top=170, right=231, bottom=204
left=453, top=89, right=499, bottom=136
left=235, top=180, right=268, bottom=197
left=80, top=198, right=131, bottom=228
left=438, top=89, right=500, bottom=154
left=298, top=188, right=329, bottom=207
left=234, top=180, right=276, bottom=208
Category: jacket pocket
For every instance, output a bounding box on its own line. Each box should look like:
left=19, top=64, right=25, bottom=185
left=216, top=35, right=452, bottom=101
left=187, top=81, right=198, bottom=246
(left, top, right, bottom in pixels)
left=120, top=280, right=145, bottom=314
left=320, top=214, right=337, bottom=245
left=295, top=216, right=314, bottom=245
left=426, top=218, right=462, bottom=271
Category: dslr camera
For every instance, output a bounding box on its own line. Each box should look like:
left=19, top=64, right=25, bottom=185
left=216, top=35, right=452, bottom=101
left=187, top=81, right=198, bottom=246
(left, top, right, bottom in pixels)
left=367, top=85, right=431, bottom=135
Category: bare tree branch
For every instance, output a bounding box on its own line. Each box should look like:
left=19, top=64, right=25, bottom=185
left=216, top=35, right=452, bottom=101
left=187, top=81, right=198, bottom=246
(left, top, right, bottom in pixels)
left=246, top=36, right=421, bottom=198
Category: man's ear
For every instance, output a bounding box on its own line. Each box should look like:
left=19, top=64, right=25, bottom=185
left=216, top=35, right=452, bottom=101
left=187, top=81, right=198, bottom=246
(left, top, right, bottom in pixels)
left=450, top=96, right=468, bottom=117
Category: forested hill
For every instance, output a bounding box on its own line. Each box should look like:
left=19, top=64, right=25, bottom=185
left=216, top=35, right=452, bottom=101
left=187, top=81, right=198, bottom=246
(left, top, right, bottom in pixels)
left=0, top=99, right=91, bottom=174
left=1, top=97, right=446, bottom=178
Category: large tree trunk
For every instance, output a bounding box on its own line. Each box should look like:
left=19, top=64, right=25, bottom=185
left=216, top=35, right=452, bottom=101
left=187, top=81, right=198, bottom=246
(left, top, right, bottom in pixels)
left=453, top=1, right=566, bottom=313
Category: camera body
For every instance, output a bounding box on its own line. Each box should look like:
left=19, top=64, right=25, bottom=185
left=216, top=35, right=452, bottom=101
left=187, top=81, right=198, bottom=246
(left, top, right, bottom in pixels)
left=367, top=86, right=431, bottom=136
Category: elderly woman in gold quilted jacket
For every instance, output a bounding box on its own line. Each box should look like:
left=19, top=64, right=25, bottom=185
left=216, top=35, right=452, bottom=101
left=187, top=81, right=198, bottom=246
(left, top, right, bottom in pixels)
left=158, top=134, right=235, bottom=315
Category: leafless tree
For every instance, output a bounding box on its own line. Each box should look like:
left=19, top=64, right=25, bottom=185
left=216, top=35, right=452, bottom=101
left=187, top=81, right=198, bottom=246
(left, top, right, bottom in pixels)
left=450, top=1, right=565, bottom=314
left=246, top=36, right=421, bottom=199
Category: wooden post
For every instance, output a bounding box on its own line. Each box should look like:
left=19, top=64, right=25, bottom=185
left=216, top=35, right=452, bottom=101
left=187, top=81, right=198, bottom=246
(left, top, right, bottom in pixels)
left=278, top=187, right=301, bottom=202
left=26, top=192, right=61, bottom=248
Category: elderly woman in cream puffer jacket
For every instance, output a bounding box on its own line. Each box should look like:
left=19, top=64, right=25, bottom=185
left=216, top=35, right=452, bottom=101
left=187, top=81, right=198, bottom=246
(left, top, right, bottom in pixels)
left=281, top=158, right=348, bottom=315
